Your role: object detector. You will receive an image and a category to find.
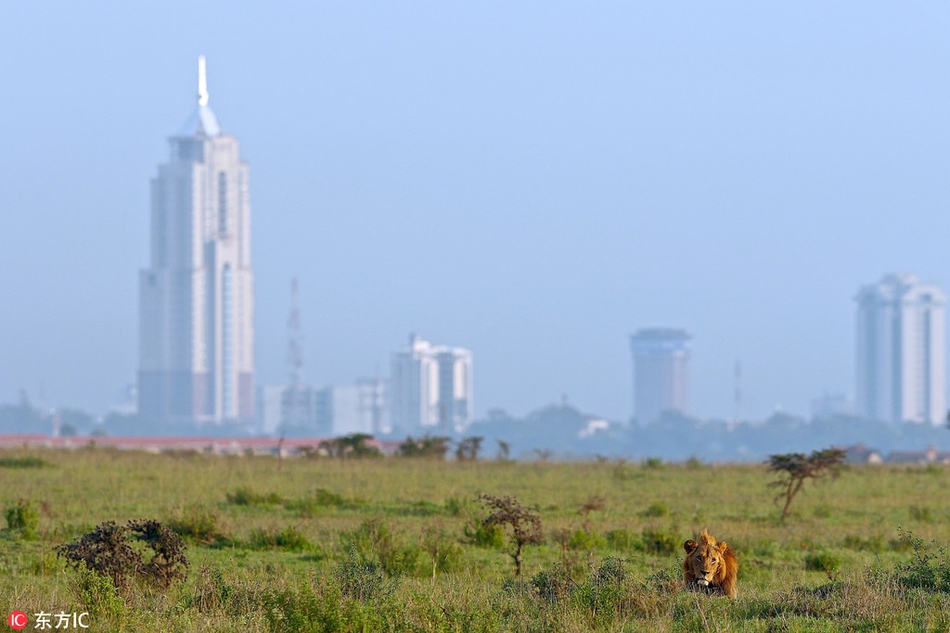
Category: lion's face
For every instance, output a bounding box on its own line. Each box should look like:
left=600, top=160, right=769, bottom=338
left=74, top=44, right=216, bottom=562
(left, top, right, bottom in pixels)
left=684, top=536, right=728, bottom=587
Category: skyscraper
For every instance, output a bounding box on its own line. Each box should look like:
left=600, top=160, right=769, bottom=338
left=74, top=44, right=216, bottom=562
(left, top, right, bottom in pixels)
left=390, top=334, right=473, bottom=433
left=630, top=328, right=691, bottom=425
left=855, top=273, right=946, bottom=425
left=138, top=57, right=255, bottom=425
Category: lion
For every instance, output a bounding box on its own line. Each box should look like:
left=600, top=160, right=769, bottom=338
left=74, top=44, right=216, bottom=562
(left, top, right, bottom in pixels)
left=682, top=529, right=738, bottom=598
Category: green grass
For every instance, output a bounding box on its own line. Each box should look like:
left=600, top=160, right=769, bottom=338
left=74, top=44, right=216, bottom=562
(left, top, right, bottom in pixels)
left=1, top=449, right=950, bottom=631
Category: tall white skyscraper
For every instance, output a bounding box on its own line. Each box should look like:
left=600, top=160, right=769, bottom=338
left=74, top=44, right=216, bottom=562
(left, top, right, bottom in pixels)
left=630, top=328, right=691, bottom=425
left=390, top=334, right=473, bottom=433
left=139, top=57, right=255, bottom=425
left=855, top=273, right=946, bottom=425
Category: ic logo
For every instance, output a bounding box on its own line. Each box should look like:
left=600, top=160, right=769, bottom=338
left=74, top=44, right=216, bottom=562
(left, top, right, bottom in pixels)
left=8, top=611, right=28, bottom=630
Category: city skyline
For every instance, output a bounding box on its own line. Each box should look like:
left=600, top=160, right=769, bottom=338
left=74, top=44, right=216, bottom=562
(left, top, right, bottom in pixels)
left=2, top=4, right=950, bottom=423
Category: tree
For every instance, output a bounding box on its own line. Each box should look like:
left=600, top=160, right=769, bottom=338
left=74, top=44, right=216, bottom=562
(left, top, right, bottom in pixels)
left=767, top=447, right=846, bottom=524
left=455, top=436, right=483, bottom=461
left=317, top=433, right=381, bottom=459
left=397, top=435, right=450, bottom=459
left=478, top=494, right=542, bottom=576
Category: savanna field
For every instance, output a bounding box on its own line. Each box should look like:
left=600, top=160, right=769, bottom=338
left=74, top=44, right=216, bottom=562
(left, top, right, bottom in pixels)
left=3, top=448, right=950, bottom=632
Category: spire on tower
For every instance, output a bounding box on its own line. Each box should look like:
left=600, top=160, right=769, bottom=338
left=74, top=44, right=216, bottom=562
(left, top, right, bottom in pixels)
left=198, top=55, right=209, bottom=106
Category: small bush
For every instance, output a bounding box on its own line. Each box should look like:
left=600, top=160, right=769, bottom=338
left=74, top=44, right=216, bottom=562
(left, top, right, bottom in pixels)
left=606, top=529, right=640, bottom=552
left=909, top=505, right=934, bottom=523
left=167, top=506, right=228, bottom=545
left=5, top=499, right=40, bottom=539
left=420, top=524, right=463, bottom=576
left=643, top=457, right=664, bottom=469
left=568, top=529, right=606, bottom=551
left=574, top=557, right=633, bottom=625
left=190, top=566, right=236, bottom=613
left=286, top=489, right=350, bottom=516
left=464, top=520, right=506, bottom=549
left=641, top=527, right=678, bottom=556
left=443, top=496, right=464, bottom=516
left=890, top=529, right=950, bottom=593
left=342, top=518, right=421, bottom=575
left=71, top=564, right=125, bottom=618
left=804, top=551, right=843, bottom=579
left=249, top=525, right=311, bottom=551
left=531, top=563, right=574, bottom=603
left=642, top=501, right=669, bottom=518
left=334, top=545, right=395, bottom=601
left=225, top=487, right=283, bottom=506
left=0, top=456, right=50, bottom=468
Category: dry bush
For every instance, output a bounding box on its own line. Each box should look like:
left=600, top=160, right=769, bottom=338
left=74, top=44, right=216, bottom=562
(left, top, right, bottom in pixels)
left=57, top=519, right=188, bottom=590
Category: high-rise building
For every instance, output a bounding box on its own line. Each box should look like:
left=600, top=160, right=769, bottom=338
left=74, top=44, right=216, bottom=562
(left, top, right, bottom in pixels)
left=855, top=273, right=946, bottom=425
left=138, top=57, right=255, bottom=425
left=390, top=334, right=473, bottom=433
left=630, top=328, right=691, bottom=425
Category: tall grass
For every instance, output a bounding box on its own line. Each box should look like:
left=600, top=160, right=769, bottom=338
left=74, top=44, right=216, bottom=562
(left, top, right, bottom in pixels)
left=1, top=448, right=949, bottom=630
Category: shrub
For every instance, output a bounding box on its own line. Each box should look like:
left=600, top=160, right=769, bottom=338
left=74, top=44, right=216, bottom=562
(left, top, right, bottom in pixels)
left=5, top=498, right=40, bottom=539
left=71, top=565, right=125, bottom=618
left=641, top=526, right=678, bottom=556
left=642, top=501, right=669, bottom=518
left=579, top=494, right=605, bottom=532
left=890, top=529, right=950, bottom=593
left=286, top=489, right=350, bottom=516
left=334, top=545, right=395, bottom=601
left=531, top=563, right=575, bottom=603
left=420, top=523, right=463, bottom=576
left=804, top=551, right=843, bottom=580
left=190, top=566, right=236, bottom=613
left=606, top=529, right=640, bottom=552
left=568, top=529, right=606, bottom=552
left=249, top=525, right=311, bottom=551
left=909, top=505, right=934, bottom=523
left=455, top=436, right=484, bottom=461
left=0, top=456, right=50, bottom=468
left=342, top=518, right=420, bottom=575
left=57, top=519, right=188, bottom=590
left=443, top=495, right=464, bottom=516
left=397, top=435, right=450, bottom=459
left=225, top=487, right=283, bottom=506
left=167, top=506, right=228, bottom=545
left=464, top=520, right=506, bottom=549
left=643, top=457, right=664, bottom=469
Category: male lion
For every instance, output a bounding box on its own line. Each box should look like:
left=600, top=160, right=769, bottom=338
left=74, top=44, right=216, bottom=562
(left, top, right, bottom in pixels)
left=682, top=529, right=738, bottom=598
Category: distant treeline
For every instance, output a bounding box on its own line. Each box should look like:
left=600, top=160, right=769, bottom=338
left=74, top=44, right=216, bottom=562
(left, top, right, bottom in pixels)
left=2, top=397, right=949, bottom=461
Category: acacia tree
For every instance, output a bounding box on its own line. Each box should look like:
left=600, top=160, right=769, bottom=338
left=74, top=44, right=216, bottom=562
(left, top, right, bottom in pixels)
left=478, top=494, right=542, bottom=576
left=767, top=447, right=846, bottom=524
left=455, top=436, right=484, bottom=461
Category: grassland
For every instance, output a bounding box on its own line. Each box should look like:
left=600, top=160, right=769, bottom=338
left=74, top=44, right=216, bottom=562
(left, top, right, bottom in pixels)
left=2, top=448, right=950, bottom=631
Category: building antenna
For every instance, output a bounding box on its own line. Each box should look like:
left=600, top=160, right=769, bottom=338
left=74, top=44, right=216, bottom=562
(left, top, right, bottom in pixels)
left=197, top=55, right=209, bottom=106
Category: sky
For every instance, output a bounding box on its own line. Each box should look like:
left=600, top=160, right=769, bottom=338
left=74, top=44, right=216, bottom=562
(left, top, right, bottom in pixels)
left=1, top=2, right=949, bottom=422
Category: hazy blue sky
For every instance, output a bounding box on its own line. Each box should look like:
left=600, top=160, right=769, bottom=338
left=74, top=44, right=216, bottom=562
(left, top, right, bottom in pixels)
left=1, top=2, right=949, bottom=422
